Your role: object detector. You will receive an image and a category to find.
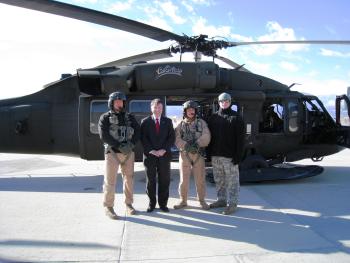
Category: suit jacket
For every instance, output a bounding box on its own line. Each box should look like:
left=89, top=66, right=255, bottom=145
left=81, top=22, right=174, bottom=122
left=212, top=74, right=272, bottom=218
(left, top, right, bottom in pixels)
left=140, top=116, right=175, bottom=159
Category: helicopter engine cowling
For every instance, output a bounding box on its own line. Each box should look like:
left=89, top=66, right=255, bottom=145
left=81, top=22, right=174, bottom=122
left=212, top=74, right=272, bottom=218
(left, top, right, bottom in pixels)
left=133, top=62, right=217, bottom=91
left=77, top=62, right=218, bottom=95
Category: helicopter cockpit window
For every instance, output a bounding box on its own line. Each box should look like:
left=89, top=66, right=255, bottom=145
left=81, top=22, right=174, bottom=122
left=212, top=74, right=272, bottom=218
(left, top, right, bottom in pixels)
left=303, top=98, right=329, bottom=130
left=259, top=102, right=284, bottom=133
left=288, top=101, right=299, bottom=133
left=339, top=100, right=350, bottom=126
left=304, top=99, right=324, bottom=113
left=90, top=100, right=108, bottom=134
left=129, top=100, right=152, bottom=113
left=166, top=105, right=183, bottom=128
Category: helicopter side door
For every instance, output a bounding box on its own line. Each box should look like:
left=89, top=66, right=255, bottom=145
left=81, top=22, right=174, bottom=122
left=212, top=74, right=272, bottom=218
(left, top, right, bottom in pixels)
left=335, top=95, right=350, bottom=148
left=256, top=99, right=287, bottom=157
left=78, top=96, right=106, bottom=160
left=255, top=98, right=304, bottom=161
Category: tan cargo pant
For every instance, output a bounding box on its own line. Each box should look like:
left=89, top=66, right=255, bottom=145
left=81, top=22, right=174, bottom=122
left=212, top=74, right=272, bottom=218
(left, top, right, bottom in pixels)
left=103, top=152, right=134, bottom=207
left=178, top=152, right=206, bottom=202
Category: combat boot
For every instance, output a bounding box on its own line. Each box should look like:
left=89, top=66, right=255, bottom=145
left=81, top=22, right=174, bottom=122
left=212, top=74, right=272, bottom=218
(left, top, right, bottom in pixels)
left=222, top=204, right=237, bottom=215
left=199, top=200, right=210, bottom=210
left=173, top=201, right=187, bottom=209
left=126, top=204, right=136, bottom=215
left=105, top=207, right=119, bottom=220
left=209, top=200, right=227, bottom=209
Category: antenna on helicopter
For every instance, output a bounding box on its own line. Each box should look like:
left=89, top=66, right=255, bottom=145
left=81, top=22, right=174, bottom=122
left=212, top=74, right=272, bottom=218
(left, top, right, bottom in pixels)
left=234, top=64, right=247, bottom=71
left=288, top=83, right=301, bottom=89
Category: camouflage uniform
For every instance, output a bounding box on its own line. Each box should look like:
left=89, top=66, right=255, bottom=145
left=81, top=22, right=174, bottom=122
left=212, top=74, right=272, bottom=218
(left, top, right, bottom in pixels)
left=175, top=117, right=211, bottom=208
left=211, top=156, right=240, bottom=205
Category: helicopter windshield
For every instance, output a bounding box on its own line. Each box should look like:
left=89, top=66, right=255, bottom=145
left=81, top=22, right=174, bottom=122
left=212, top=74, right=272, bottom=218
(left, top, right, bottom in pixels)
left=304, top=98, right=324, bottom=113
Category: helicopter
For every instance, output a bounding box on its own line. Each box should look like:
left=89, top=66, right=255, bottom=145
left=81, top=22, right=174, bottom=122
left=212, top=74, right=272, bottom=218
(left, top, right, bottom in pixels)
left=1, top=0, right=350, bottom=182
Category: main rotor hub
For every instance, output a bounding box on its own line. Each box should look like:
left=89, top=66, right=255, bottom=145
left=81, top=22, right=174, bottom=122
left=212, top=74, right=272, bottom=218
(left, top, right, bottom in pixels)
left=171, top=35, right=229, bottom=57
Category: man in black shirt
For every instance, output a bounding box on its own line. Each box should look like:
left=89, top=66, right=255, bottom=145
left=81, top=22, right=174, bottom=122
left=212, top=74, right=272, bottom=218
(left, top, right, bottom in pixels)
left=208, top=92, right=245, bottom=215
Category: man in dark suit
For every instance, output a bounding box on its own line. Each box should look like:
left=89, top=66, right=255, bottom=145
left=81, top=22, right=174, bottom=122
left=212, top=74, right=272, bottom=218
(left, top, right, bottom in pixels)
left=140, top=98, right=175, bottom=212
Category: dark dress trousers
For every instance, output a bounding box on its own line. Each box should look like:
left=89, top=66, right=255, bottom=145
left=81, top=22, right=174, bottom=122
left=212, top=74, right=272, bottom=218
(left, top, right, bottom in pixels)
left=140, top=116, right=175, bottom=208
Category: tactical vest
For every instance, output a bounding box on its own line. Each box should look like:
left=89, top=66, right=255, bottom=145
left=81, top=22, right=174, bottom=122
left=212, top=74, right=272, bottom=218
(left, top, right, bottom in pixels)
left=180, top=118, right=203, bottom=143
left=108, top=111, right=134, bottom=143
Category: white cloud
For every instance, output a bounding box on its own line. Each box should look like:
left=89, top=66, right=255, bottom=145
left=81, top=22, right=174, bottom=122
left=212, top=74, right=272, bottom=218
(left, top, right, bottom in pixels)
left=141, top=2, right=177, bottom=31
left=190, top=0, right=213, bottom=6
left=277, top=76, right=349, bottom=96
left=143, top=5, right=159, bottom=16
left=245, top=60, right=271, bottom=74
left=158, top=1, right=186, bottom=24
left=0, top=5, right=167, bottom=99
left=180, top=0, right=214, bottom=13
left=181, top=0, right=194, bottom=13
left=252, top=21, right=308, bottom=56
left=109, top=0, right=134, bottom=13
left=320, top=48, right=350, bottom=58
left=325, top=99, right=335, bottom=107
left=233, top=52, right=272, bottom=74
left=141, top=16, right=173, bottom=32
left=230, top=33, right=253, bottom=42
left=279, top=61, right=299, bottom=72
left=192, top=17, right=231, bottom=37
left=307, top=70, right=319, bottom=77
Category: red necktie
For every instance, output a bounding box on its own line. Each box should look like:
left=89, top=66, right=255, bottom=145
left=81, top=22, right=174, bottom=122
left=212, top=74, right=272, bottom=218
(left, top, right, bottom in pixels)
left=155, top=118, right=160, bottom=134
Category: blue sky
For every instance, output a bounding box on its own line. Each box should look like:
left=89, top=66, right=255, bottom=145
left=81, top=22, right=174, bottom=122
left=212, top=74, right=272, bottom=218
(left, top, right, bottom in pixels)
left=0, top=0, right=349, bottom=102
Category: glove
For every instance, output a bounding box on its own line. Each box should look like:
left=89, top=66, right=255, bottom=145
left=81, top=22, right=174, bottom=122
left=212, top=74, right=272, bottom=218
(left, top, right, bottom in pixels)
left=185, top=142, right=199, bottom=154
left=118, top=142, right=134, bottom=155
left=190, top=142, right=199, bottom=153
left=184, top=142, right=192, bottom=152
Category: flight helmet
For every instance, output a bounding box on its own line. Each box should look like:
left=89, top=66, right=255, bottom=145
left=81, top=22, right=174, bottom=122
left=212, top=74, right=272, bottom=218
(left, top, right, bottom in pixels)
left=218, top=92, right=231, bottom=102
left=108, top=91, right=126, bottom=111
left=183, top=100, right=198, bottom=117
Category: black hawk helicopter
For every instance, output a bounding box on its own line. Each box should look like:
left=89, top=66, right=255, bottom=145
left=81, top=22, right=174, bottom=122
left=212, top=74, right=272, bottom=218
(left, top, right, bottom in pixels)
left=1, top=0, right=350, bottom=182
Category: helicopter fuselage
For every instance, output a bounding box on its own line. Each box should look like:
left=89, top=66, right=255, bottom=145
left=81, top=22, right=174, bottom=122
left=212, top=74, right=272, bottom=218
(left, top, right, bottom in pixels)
left=1, top=61, right=349, bottom=169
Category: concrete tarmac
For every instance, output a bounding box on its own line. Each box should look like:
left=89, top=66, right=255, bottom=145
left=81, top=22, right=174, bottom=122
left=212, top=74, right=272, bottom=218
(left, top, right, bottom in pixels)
left=1, top=150, right=350, bottom=262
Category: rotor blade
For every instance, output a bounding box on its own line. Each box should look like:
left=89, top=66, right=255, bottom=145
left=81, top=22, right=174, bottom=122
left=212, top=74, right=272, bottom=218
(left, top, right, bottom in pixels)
left=227, top=40, right=350, bottom=47
left=0, top=0, right=183, bottom=42
left=96, top=48, right=173, bottom=68
left=215, top=55, right=251, bottom=73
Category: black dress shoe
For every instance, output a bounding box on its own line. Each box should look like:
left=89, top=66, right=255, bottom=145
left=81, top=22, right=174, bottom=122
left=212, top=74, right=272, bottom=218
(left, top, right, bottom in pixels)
left=146, top=206, right=155, bottom=213
left=160, top=206, right=169, bottom=212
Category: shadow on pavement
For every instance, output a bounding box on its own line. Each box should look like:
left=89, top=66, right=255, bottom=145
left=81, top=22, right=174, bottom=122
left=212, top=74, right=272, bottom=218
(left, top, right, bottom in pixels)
left=125, top=204, right=350, bottom=254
